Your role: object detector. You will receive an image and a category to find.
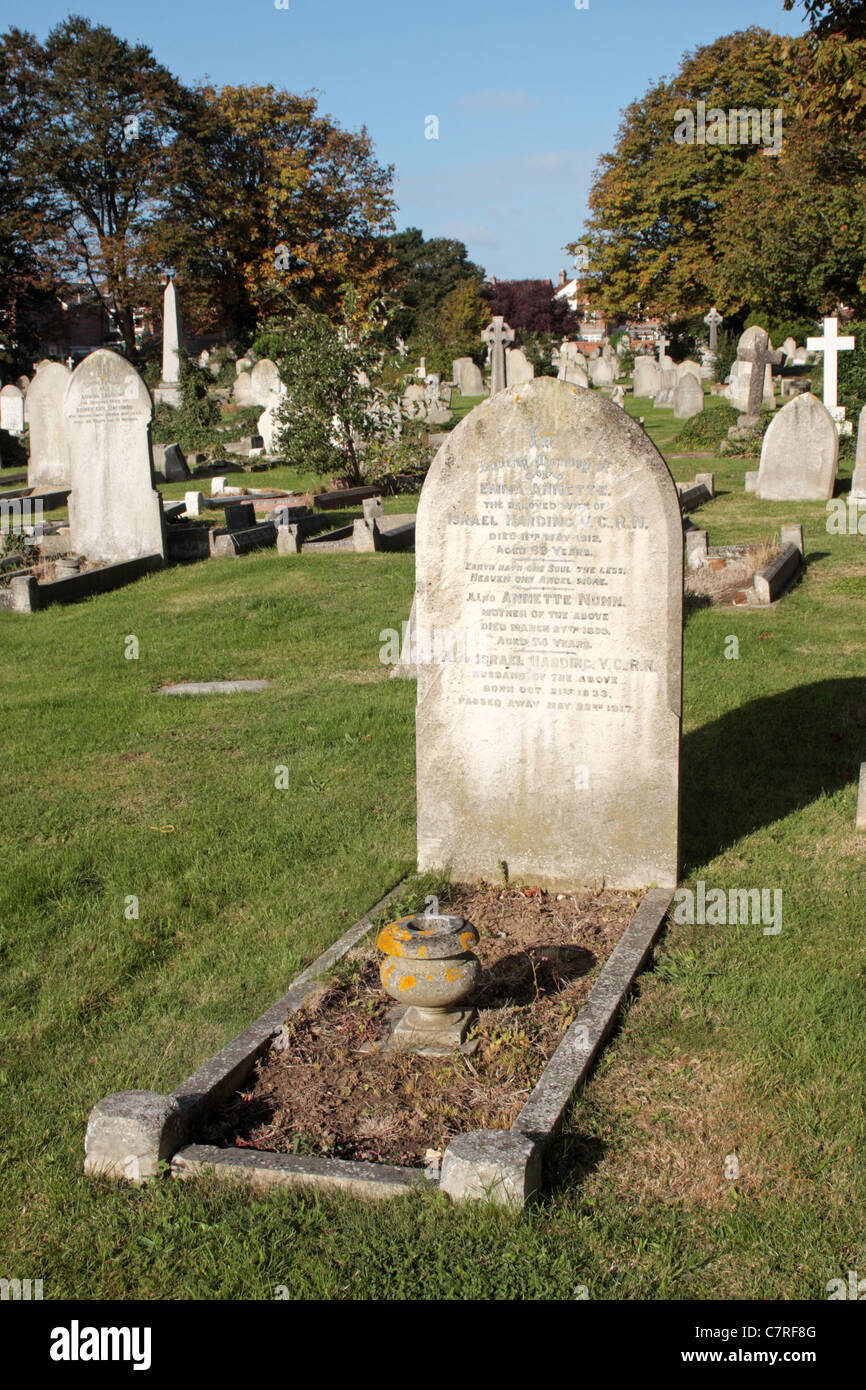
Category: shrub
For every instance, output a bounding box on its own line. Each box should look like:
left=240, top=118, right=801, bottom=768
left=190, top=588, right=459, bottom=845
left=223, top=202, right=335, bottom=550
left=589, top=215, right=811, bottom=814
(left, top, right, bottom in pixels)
left=676, top=403, right=740, bottom=451
left=712, top=330, right=738, bottom=385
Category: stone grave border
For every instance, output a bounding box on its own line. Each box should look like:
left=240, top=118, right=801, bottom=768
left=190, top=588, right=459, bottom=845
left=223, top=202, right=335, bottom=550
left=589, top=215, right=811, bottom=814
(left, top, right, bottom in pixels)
left=685, top=523, right=804, bottom=607
left=84, top=881, right=673, bottom=1209
left=0, top=554, right=164, bottom=612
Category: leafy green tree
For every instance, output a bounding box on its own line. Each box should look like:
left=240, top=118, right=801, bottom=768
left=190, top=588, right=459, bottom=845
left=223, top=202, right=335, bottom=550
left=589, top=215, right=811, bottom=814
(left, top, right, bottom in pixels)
left=714, top=117, right=866, bottom=316
left=783, top=0, right=866, bottom=37
left=384, top=228, right=485, bottom=345
left=0, top=30, right=50, bottom=368
left=11, top=16, right=195, bottom=359
left=408, top=278, right=488, bottom=375
left=271, top=290, right=399, bottom=486
left=569, top=28, right=799, bottom=318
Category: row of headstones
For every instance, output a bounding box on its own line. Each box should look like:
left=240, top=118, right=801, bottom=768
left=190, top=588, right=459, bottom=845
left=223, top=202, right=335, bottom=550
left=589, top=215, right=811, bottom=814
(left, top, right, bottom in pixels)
left=633, top=356, right=705, bottom=418
left=7, top=352, right=165, bottom=567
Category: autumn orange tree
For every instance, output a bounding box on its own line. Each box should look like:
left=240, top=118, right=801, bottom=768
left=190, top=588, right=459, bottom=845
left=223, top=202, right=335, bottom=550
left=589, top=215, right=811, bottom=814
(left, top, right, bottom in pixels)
left=150, top=83, right=396, bottom=341
left=569, top=28, right=800, bottom=321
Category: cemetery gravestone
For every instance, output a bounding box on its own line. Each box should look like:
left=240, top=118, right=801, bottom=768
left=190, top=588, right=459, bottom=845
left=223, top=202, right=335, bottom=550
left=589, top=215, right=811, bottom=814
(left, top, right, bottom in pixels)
left=163, top=443, right=191, bottom=482
left=589, top=358, right=615, bottom=387
left=807, top=317, right=855, bottom=426
left=249, top=359, right=282, bottom=407
left=506, top=348, right=535, bottom=387
left=673, top=373, right=704, bottom=420
left=654, top=368, right=677, bottom=407
left=676, top=361, right=701, bottom=383
left=482, top=317, right=515, bottom=396
left=26, top=362, right=71, bottom=488
left=704, top=307, right=723, bottom=352
left=632, top=357, right=660, bottom=398
left=756, top=393, right=838, bottom=501
left=154, top=278, right=183, bottom=408
left=415, top=376, right=682, bottom=892
left=453, top=358, right=484, bottom=396
left=224, top=501, right=257, bottom=531
left=734, top=327, right=782, bottom=420
left=1, top=384, right=25, bottom=435
left=558, top=361, right=589, bottom=388
left=232, top=370, right=255, bottom=406
left=62, top=350, right=166, bottom=566
left=850, top=406, right=866, bottom=499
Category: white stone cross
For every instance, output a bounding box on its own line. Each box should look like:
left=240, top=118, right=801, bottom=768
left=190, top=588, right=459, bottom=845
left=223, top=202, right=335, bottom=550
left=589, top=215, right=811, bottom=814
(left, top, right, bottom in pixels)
left=807, top=316, right=855, bottom=416
left=656, top=331, right=669, bottom=367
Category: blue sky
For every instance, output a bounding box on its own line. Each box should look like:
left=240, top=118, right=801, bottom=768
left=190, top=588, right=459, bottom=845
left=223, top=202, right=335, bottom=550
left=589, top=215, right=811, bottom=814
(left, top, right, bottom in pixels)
left=12, top=0, right=806, bottom=281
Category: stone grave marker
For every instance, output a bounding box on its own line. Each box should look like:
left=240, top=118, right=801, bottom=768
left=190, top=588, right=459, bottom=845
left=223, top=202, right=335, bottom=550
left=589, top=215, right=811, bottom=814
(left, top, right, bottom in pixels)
left=654, top=367, right=677, bottom=407
left=249, top=359, right=282, bottom=407
left=704, top=307, right=723, bottom=352
left=224, top=501, right=257, bottom=531
left=807, top=316, right=855, bottom=428
left=850, top=406, right=866, bottom=499
left=673, top=373, right=704, bottom=420
left=26, top=361, right=71, bottom=487
left=676, top=360, right=701, bottom=383
left=505, top=348, right=534, bottom=387
left=632, top=357, right=660, bottom=398
left=1, top=384, right=25, bottom=435
left=232, top=370, right=255, bottom=406
left=163, top=443, right=191, bottom=482
left=589, top=357, right=614, bottom=387
left=733, top=327, right=782, bottom=420
left=482, top=316, right=515, bottom=396
left=62, top=350, right=166, bottom=566
left=756, top=393, right=838, bottom=501
left=154, top=278, right=183, bottom=408
left=558, top=361, right=589, bottom=388
left=415, top=376, right=682, bottom=892
left=453, top=357, right=484, bottom=396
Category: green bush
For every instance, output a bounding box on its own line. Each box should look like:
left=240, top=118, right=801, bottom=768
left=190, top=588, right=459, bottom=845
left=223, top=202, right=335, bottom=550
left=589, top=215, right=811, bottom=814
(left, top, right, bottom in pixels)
left=834, top=318, right=866, bottom=417
left=520, top=331, right=558, bottom=378
left=141, top=358, right=160, bottom=391
left=250, top=323, right=293, bottom=362
left=712, top=330, right=738, bottom=385
left=720, top=409, right=775, bottom=459
left=676, top=403, right=740, bottom=450
left=364, top=422, right=430, bottom=486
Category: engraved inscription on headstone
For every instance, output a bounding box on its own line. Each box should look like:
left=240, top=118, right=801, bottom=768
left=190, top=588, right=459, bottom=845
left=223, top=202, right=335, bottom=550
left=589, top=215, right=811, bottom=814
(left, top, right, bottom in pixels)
left=415, top=377, right=682, bottom=892
left=62, top=349, right=166, bottom=566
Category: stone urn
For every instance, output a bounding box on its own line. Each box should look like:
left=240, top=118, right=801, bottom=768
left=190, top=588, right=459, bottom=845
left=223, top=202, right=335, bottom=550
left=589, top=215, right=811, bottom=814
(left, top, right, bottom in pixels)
left=376, top=914, right=481, bottom=1051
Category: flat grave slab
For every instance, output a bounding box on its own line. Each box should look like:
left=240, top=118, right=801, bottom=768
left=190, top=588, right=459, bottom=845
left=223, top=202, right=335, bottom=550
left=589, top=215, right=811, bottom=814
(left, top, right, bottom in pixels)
left=158, top=680, right=274, bottom=696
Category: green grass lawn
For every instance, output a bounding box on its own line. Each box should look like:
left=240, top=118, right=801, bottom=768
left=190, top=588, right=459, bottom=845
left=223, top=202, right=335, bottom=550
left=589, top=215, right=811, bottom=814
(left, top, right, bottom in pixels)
left=2, top=394, right=866, bottom=1301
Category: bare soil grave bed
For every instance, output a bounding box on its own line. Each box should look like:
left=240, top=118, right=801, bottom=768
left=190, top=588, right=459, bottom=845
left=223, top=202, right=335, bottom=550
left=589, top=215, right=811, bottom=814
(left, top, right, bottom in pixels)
left=203, top=884, right=642, bottom=1168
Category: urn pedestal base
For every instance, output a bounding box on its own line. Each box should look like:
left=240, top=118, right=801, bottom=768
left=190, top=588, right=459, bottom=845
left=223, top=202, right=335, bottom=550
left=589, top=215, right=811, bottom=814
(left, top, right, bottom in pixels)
left=391, top=1004, right=476, bottom=1055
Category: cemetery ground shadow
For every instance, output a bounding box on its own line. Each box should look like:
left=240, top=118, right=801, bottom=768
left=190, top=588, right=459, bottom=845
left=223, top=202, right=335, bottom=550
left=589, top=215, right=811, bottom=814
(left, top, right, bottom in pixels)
left=680, top=677, right=866, bottom=873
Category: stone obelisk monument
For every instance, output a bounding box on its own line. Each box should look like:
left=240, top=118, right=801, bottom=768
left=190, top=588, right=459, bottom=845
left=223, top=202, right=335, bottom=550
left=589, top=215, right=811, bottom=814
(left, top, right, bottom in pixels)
left=154, top=277, right=183, bottom=408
